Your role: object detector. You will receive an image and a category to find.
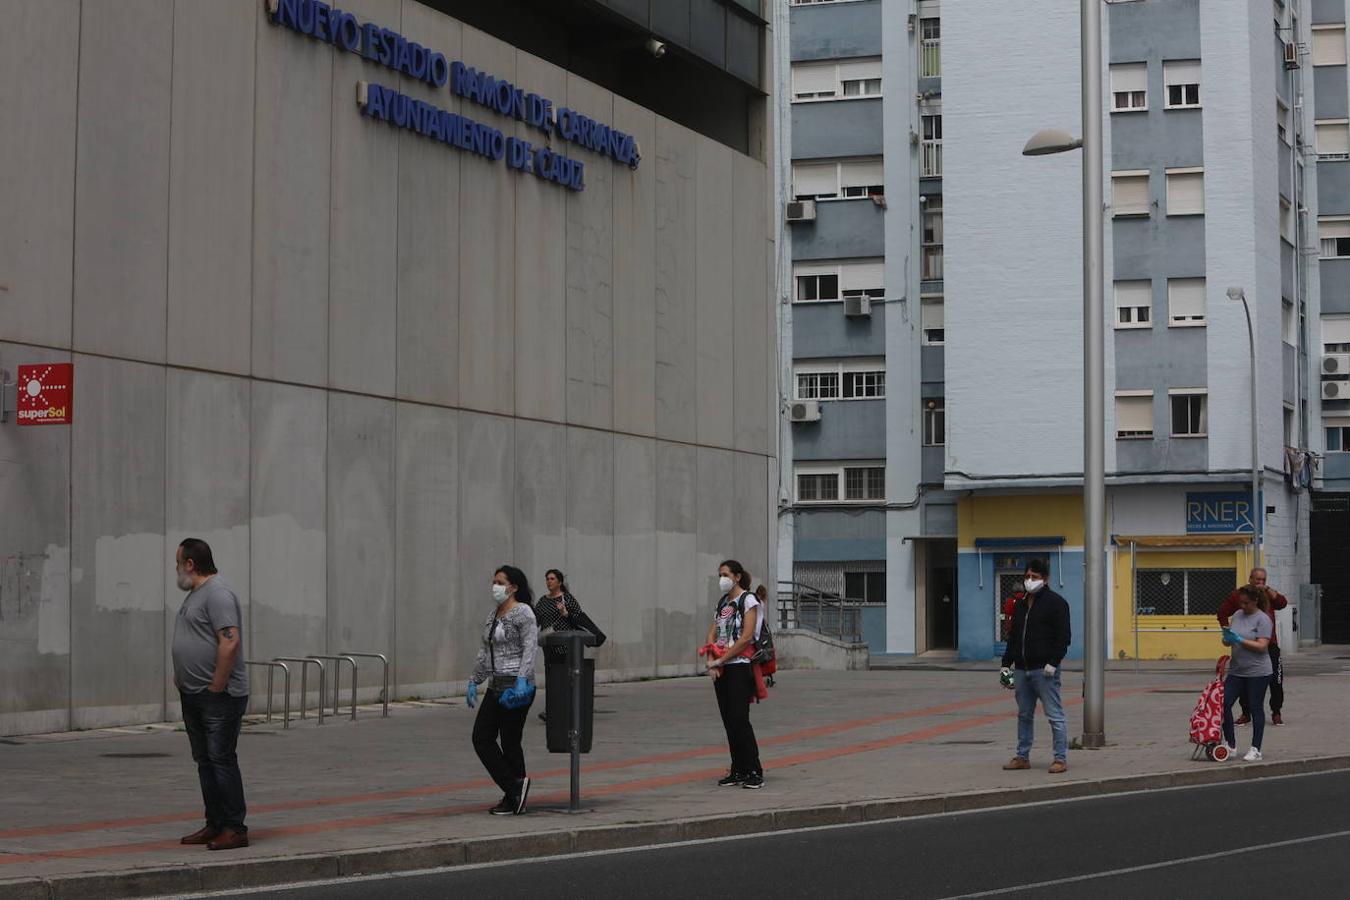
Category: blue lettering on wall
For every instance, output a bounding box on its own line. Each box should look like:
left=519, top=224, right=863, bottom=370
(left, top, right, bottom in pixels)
left=269, top=0, right=636, bottom=188
left=270, top=0, right=448, bottom=88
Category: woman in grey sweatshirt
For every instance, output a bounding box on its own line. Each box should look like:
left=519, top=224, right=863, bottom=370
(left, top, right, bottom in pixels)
left=466, top=565, right=540, bottom=815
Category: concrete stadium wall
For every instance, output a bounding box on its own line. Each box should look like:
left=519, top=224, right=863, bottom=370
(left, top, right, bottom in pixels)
left=0, top=0, right=777, bottom=735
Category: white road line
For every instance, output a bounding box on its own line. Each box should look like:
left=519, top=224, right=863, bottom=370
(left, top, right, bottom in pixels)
left=157, top=768, right=1350, bottom=899
left=939, top=827, right=1350, bottom=899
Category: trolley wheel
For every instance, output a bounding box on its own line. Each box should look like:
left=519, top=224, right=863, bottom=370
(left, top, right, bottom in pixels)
left=1211, top=743, right=1230, bottom=762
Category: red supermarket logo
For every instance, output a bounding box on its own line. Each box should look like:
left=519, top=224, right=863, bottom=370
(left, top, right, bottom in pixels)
left=17, top=364, right=73, bottom=426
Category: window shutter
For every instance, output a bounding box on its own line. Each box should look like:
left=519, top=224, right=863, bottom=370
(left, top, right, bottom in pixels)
left=840, top=260, right=884, bottom=292
left=840, top=159, right=884, bottom=189
left=1320, top=219, right=1350, bottom=241
left=1163, top=60, right=1200, bottom=87
left=1324, top=317, right=1350, bottom=347
left=1313, top=27, right=1348, bottom=66
left=1112, top=173, right=1150, bottom=215
left=1111, top=63, right=1147, bottom=94
left=1166, top=171, right=1204, bottom=215
left=1115, top=395, right=1154, bottom=435
left=837, top=58, right=882, bottom=81
left=1317, top=122, right=1350, bottom=156
left=921, top=299, right=944, bottom=330
left=792, top=62, right=837, bottom=96
left=792, top=163, right=837, bottom=198
left=1114, top=280, right=1151, bottom=311
left=1168, top=278, right=1206, bottom=323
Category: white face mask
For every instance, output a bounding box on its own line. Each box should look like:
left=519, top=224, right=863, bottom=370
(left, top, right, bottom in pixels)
left=718, top=576, right=735, bottom=594
left=1023, top=578, right=1045, bottom=594
left=492, top=583, right=509, bottom=604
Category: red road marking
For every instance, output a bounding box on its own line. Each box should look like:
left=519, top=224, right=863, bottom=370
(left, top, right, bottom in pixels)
left=0, top=691, right=1020, bottom=841
left=0, top=685, right=1162, bottom=866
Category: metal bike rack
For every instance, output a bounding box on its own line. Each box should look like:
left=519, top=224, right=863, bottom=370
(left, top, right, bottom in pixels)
left=339, top=651, right=390, bottom=717
left=308, top=654, right=358, bottom=721
left=274, top=657, right=325, bottom=724
left=244, top=660, right=292, bottom=729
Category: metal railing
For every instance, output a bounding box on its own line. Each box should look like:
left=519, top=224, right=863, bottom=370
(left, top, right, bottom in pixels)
left=244, top=660, right=291, bottom=728
left=340, top=651, right=391, bottom=718
left=274, top=657, right=326, bottom=724
left=776, top=580, right=863, bottom=643
left=921, top=140, right=943, bottom=177
left=921, top=38, right=941, bottom=77
left=308, top=655, right=358, bottom=721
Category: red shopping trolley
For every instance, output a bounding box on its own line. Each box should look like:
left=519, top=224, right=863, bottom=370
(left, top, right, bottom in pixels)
left=1189, top=656, right=1231, bottom=761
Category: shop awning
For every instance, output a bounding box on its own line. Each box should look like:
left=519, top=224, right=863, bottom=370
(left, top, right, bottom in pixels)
left=901, top=535, right=957, bottom=542
left=1112, top=534, right=1252, bottom=547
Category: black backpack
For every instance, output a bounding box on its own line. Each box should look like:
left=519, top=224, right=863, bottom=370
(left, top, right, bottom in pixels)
left=736, top=593, right=777, bottom=685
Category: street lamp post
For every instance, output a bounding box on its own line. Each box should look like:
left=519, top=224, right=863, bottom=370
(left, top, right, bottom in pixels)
left=1227, top=287, right=1262, bottom=563
left=1023, top=0, right=1106, bottom=749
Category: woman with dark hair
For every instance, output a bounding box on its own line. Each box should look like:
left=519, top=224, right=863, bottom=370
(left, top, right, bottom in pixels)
left=1220, top=585, right=1275, bottom=762
left=467, top=565, right=539, bottom=815
left=534, top=569, right=607, bottom=723
left=700, top=559, right=765, bottom=790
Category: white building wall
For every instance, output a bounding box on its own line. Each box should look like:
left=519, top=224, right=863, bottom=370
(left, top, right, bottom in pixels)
left=0, top=0, right=777, bottom=735
left=1200, top=0, right=1287, bottom=479
left=943, top=3, right=1085, bottom=486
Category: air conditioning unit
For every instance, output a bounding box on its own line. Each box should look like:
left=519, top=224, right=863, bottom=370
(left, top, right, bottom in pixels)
left=788, top=400, right=822, bottom=423
left=785, top=199, right=817, bottom=223
left=1322, top=354, right=1350, bottom=375
left=843, top=295, right=872, bottom=317
left=1284, top=40, right=1299, bottom=70
left=1322, top=380, right=1348, bottom=400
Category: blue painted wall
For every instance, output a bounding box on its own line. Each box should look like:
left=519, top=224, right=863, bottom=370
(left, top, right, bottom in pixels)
left=792, top=99, right=884, bottom=160
left=793, top=301, right=886, bottom=359
left=789, top=0, right=882, bottom=62
left=793, top=397, right=886, bottom=460
left=957, top=549, right=1085, bottom=662
left=791, top=198, right=886, bottom=261
left=794, top=508, right=885, bottom=561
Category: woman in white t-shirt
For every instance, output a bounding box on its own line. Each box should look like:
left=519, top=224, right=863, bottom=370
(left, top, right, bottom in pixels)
left=702, top=559, right=765, bottom=790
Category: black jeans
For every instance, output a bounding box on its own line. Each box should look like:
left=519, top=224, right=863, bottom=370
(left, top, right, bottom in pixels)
left=181, top=690, right=249, bottom=832
left=714, top=664, right=762, bottom=776
left=472, top=689, right=533, bottom=796
left=1237, top=643, right=1284, bottom=715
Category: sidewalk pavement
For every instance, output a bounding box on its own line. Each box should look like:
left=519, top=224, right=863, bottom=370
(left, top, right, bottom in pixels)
left=4, top=651, right=1350, bottom=899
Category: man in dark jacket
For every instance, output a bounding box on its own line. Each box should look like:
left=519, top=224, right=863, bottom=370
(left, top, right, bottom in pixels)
left=1217, top=567, right=1288, bottom=725
left=999, top=558, right=1072, bottom=774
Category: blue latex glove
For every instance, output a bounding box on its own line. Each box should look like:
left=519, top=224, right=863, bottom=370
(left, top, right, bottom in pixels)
left=466, top=680, right=478, bottom=708
left=499, top=676, right=535, bottom=710
left=1221, top=627, right=1243, bottom=647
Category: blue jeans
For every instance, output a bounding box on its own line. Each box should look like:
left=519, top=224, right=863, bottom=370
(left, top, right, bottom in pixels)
left=181, top=690, right=249, bottom=832
left=1222, top=674, right=1271, bottom=750
left=1014, top=667, right=1068, bottom=762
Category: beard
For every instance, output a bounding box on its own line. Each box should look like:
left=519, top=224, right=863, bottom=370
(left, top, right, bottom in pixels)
left=176, top=574, right=194, bottom=591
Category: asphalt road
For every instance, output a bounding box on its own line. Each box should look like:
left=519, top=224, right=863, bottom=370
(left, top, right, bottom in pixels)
left=208, top=771, right=1350, bottom=899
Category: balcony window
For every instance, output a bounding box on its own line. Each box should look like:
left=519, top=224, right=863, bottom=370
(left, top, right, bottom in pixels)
left=921, top=114, right=943, bottom=177
left=920, top=18, right=941, bottom=77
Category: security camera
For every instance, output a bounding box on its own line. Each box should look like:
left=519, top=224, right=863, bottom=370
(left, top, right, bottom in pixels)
left=645, top=38, right=667, bottom=58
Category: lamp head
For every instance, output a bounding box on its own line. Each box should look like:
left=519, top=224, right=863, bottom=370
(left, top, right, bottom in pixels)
left=1022, top=128, right=1083, bottom=156
left=1226, top=287, right=1246, bottom=303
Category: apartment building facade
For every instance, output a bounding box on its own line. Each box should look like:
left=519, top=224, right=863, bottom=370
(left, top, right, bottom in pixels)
left=1310, top=0, right=1350, bottom=643
left=780, top=0, right=956, bottom=655
left=944, top=0, right=1320, bottom=661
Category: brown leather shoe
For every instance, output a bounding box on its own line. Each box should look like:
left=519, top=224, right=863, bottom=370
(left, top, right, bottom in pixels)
left=180, top=825, right=221, bottom=845
left=206, top=828, right=249, bottom=851
left=1048, top=760, right=1068, bottom=774
left=1002, top=757, right=1031, bottom=770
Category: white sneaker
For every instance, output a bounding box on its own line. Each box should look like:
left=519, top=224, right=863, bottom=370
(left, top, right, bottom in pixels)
left=1243, top=747, right=1263, bottom=762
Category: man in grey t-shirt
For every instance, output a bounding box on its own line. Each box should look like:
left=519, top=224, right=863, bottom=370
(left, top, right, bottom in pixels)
left=171, top=538, right=250, bottom=851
